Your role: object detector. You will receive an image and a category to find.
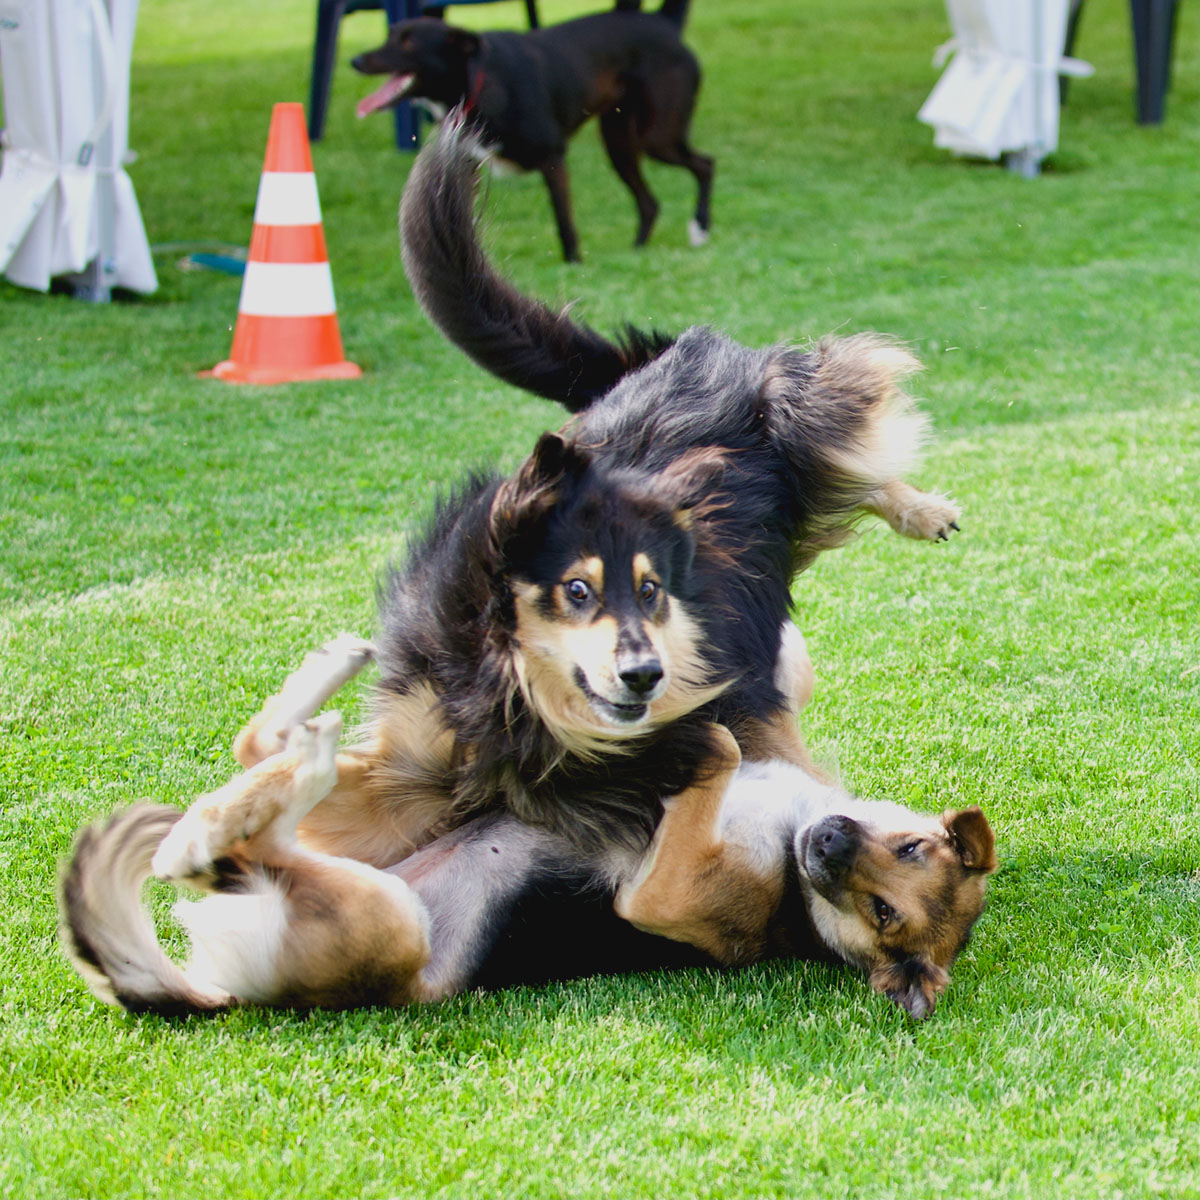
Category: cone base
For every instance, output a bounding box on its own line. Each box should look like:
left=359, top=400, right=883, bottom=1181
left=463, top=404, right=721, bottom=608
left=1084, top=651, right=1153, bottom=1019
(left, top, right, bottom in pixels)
left=202, top=359, right=363, bottom=384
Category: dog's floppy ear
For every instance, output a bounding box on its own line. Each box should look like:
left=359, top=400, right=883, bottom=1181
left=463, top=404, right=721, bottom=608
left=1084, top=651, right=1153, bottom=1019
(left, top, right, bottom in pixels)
left=869, top=956, right=950, bottom=1021
left=488, top=433, right=589, bottom=564
left=942, top=806, right=997, bottom=873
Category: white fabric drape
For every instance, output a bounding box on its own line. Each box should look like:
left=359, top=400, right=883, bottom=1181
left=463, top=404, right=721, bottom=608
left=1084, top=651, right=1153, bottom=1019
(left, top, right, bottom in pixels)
left=918, top=0, right=1093, bottom=169
left=0, top=0, right=156, bottom=294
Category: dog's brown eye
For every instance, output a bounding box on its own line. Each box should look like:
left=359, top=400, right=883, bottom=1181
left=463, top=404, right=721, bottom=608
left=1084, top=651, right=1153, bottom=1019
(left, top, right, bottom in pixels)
left=565, top=579, right=591, bottom=605
left=872, top=897, right=893, bottom=926
left=639, top=579, right=659, bottom=604
left=897, top=841, right=920, bottom=859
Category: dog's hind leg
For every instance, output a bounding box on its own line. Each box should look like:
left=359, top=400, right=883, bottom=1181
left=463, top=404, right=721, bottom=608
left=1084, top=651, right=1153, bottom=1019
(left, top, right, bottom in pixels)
left=598, top=108, right=660, bottom=247
left=646, top=139, right=714, bottom=248
left=233, top=634, right=375, bottom=768
left=540, top=157, right=582, bottom=263
left=158, top=716, right=431, bottom=1009
left=862, top=479, right=961, bottom=542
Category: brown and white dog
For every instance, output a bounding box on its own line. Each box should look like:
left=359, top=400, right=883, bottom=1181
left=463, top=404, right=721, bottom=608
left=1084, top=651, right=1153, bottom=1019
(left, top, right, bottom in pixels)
left=61, top=630, right=995, bottom=1020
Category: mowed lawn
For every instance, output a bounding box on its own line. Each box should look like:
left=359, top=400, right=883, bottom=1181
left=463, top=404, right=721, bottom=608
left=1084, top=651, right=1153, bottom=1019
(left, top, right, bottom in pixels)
left=1, top=0, right=1197, bottom=1195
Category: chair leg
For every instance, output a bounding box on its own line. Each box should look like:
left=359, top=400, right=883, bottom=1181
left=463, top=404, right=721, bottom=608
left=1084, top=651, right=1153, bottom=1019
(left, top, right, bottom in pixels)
left=1060, top=0, right=1086, bottom=104
left=524, top=0, right=539, bottom=28
left=387, top=0, right=422, bottom=148
left=309, top=0, right=350, bottom=142
left=1130, top=0, right=1178, bottom=124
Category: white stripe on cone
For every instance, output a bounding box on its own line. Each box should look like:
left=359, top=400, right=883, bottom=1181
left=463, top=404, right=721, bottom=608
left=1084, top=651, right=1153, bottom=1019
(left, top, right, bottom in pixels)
left=238, top=261, right=337, bottom=316
left=253, top=172, right=323, bottom=226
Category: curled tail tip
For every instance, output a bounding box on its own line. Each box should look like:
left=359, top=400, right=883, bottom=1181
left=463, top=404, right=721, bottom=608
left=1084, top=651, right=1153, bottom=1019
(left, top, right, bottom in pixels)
left=814, top=333, right=924, bottom=390
left=59, top=805, right=233, bottom=1016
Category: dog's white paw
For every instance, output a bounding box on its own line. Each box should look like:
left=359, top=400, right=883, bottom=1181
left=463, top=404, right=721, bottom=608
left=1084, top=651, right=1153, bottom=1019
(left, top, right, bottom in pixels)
left=152, top=811, right=218, bottom=882
left=287, top=712, right=343, bottom=805
left=267, top=635, right=374, bottom=741
left=893, top=492, right=962, bottom=542
left=687, top=219, right=710, bottom=248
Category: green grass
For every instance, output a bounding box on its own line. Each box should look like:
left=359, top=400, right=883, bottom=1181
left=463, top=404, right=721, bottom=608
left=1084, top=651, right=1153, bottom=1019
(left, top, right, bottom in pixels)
left=2, top=0, right=1198, bottom=1194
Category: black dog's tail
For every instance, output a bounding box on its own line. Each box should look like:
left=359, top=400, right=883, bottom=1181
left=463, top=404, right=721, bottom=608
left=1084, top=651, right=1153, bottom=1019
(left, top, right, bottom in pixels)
left=399, top=112, right=674, bottom=413
left=59, top=805, right=234, bottom=1016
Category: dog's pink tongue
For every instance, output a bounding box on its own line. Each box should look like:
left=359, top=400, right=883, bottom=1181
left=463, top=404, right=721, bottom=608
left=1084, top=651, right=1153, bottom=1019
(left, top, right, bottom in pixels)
left=356, top=74, right=415, bottom=118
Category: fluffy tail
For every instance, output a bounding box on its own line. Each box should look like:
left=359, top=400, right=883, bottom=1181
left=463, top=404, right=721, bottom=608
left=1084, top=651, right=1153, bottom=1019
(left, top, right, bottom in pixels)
left=59, top=805, right=234, bottom=1016
left=399, top=112, right=674, bottom=413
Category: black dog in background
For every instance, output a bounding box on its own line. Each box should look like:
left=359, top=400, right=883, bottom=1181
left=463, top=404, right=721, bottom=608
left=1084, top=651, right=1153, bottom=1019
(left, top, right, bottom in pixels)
left=353, top=0, right=713, bottom=262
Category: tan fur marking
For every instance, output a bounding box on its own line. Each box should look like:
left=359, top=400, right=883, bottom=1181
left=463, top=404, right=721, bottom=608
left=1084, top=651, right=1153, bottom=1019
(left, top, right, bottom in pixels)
left=562, top=556, right=604, bottom=603
left=632, top=553, right=655, bottom=588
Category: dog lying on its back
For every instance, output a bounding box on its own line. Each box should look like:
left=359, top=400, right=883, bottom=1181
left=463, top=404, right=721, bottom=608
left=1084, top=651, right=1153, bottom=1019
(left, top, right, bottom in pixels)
left=353, top=0, right=713, bottom=261
left=61, top=631, right=996, bottom=1019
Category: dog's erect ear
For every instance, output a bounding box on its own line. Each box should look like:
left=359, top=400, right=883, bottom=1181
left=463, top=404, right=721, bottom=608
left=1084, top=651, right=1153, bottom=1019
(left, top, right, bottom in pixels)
left=870, top=956, right=950, bottom=1021
left=942, top=807, right=997, bottom=873
left=444, top=27, right=482, bottom=58
left=487, top=433, right=589, bottom=564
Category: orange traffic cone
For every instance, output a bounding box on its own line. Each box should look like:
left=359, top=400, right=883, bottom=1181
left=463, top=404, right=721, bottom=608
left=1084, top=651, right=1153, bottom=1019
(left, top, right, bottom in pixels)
left=206, top=103, right=361, bottom=384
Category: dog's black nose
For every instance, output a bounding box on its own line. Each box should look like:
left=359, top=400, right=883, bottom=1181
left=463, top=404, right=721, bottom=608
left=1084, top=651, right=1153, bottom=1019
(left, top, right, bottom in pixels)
left=619, top=658, right=664, bottom=696
left=810, top=816, right=859, bottom=874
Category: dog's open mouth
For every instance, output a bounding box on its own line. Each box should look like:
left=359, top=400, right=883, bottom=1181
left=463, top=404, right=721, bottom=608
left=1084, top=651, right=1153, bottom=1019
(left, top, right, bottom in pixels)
left=594, top=697, right=648, bottom=724
left=357, top=74, right=417, bottom=118
left=575, top=674, right=649, bottom=726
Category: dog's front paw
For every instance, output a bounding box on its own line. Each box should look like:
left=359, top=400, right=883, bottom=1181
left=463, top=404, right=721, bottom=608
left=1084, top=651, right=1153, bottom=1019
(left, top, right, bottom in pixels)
left=687, top=219, right=710, bottom=248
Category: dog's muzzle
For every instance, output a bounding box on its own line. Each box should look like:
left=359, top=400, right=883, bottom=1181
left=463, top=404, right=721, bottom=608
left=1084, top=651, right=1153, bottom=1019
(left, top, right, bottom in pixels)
left=798, top=814, right=862, bottom=900
left=575, top=654, right=666, bottom=726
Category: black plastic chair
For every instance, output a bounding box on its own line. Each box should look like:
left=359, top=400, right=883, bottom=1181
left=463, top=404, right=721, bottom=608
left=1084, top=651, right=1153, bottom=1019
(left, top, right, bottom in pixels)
left=1062, top=0, right=1180, bottom=124
left=309, top=0, right=540, bottom=150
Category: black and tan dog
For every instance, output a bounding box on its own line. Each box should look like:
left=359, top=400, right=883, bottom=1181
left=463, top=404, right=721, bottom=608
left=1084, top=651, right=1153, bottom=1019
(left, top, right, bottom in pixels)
left=59, top=116, right=987, bottom=1019
left=353, top=0, right=713, bottom=261
left=62, top=632, right=995, bottom=1019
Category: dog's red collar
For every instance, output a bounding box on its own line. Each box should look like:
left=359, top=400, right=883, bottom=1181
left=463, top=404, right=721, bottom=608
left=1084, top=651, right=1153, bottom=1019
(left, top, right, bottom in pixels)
left=464, top=65, right=486, bottom=114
